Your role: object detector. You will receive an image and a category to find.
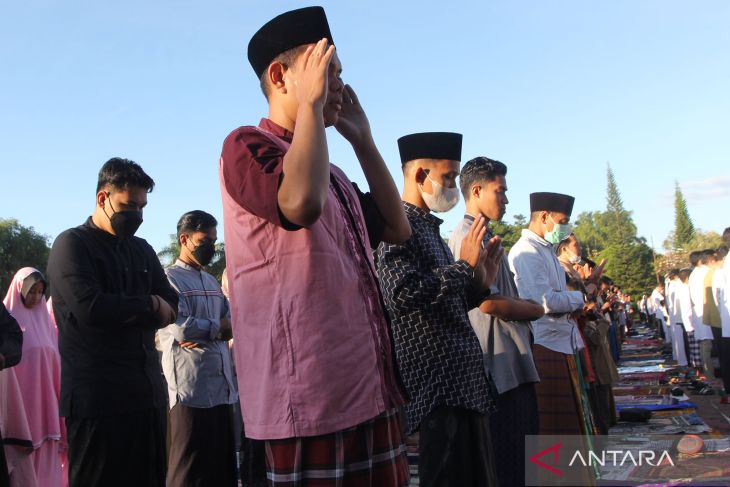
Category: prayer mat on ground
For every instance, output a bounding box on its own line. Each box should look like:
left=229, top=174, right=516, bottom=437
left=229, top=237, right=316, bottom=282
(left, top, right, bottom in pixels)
left=609, top=412, right=712, bottom=435
left=613, top=386, right=671, bottom=396
left=620, top=372, right=668, bottom=382
left=615, top=401, right=696, bottom=412
left=614, top=395, right=679, bottom=407
left=618, top=366, right=667, bottom=374
left=622, top=449, right=730, bottom=485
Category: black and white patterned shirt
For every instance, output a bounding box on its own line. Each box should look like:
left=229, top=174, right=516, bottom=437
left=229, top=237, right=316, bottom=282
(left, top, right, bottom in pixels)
left=376, top=202, right=495, bottom=435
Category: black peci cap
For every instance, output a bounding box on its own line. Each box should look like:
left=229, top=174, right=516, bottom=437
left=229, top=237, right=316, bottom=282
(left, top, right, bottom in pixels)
left=529, top=192, right=575, bottom=216
left=397, top=132, right=463, bottom=165
left=248, top=6, right=334, bottom=78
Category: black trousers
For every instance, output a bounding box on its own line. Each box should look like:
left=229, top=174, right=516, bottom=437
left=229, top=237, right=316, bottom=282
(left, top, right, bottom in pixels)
left=66, top=408, right=167, bottom=487
left=712, top=327, right=723, bottom=375
left=722, top=337, right=730, bottom=392
left=489, top=383, right=539, bottom=487
left=239, top=423, right=267, bottom=487
left=419, top=406, right=496, bottom=487
left=167, top=403, right=237, bottom=487
left=594, top=384, right=616, bottom=434
left=0, top=428, right=9, bottom=487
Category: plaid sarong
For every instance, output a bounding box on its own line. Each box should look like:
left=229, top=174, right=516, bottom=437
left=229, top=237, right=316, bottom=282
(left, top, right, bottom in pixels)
left=532, top=344, right=585, bottom=435
left=264, top=409, right=409, bottom=486
left=687, top=330, right=701, bottom=368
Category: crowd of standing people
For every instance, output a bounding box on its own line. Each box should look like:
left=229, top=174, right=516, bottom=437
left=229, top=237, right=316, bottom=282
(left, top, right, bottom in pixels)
left=1, top=6, right=727, bottom=487
left=642, top=244, right=730, bottom=396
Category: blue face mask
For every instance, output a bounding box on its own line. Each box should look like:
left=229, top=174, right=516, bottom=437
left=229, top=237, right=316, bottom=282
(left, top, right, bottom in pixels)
left=544, top=214, right=572, bottom=244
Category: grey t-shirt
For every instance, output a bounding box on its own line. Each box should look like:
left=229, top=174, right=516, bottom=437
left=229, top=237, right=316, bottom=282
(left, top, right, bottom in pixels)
left=449, top=215, right=540, bottom=394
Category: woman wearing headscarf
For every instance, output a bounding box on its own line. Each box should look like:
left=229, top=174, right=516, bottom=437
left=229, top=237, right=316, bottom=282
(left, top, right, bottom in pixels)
left=0, top=268, right=66, bottom=487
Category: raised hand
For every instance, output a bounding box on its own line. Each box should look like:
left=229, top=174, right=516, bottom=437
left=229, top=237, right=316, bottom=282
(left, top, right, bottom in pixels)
left=294, top=38, right=336, bottom=109
left=335, top=84, right=373, bottom=147
left=459, top=215, right=487, bottom=268
left=474, top=236, right=504, bottom=292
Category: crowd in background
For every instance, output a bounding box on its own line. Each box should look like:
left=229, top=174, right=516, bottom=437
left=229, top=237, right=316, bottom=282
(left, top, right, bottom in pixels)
left=642, top=244, right=730, bottom=395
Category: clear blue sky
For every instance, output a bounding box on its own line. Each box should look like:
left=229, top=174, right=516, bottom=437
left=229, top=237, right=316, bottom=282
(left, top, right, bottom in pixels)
left=1, top=0, right=728, bottom=255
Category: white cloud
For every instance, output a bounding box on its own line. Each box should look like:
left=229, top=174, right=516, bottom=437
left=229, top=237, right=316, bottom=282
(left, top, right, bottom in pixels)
left=677, top=176, right=730, bottom=203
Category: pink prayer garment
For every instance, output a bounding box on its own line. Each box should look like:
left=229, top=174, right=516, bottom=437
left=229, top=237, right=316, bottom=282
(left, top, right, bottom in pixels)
left=1, top=268, right=66, bottom=487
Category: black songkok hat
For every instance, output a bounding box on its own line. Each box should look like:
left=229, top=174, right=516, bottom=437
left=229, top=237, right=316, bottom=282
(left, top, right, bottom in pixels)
left=397, top=132, right=463, bottom=165
left=529, top=192, right=575, bottom=216
left=248, top=6, right=334, bottom=78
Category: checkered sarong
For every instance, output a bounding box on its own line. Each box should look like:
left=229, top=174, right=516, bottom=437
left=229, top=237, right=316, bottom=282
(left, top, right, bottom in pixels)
left=264, top=409, right=409, bottom=486
left=687, top=331, right=702, bottom=368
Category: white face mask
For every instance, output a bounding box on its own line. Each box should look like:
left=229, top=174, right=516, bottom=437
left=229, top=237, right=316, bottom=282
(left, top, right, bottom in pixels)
left=419, top=174, right=460, bottom=213
left=567, top=252, right=582, bottom=265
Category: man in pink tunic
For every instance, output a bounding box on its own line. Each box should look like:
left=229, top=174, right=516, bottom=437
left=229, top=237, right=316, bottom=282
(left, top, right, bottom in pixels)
left=219, top=6, right=412, bottom=486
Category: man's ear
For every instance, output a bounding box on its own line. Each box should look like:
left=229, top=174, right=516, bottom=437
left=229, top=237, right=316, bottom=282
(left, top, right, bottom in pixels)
left=96, top=190, right=108, bottom=209
left=540, top=210, right=549, bottom=224
left=268, top=62, right=288, bottom=94
left=414, top=167, right=428, bottom=185
left=470, top=184, right=481, bottom=200
left=179, top=233, right=188, bottom=248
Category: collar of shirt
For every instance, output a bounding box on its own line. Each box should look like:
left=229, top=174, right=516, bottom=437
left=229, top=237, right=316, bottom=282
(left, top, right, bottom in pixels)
left=259, top=118, right=293, bottom=143
left=463, top=213, right=494, bottom=240
left=521, top=228, right=551, bottom=248
left=403, top=201, right=443, bottom=227
left=173, top=258, right=202, bottom=273
left=84, top=216, right=122, bottom=245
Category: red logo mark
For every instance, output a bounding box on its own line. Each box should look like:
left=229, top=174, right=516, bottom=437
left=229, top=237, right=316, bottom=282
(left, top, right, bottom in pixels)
left=529, top=442, right=564, bottom=477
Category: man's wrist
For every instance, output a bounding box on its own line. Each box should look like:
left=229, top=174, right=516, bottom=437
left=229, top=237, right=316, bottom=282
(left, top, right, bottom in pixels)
left=351, top=135, right=377, bottom=155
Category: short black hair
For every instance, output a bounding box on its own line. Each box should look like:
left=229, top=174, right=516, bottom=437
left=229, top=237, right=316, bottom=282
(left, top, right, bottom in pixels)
left=667, top=269, right=679, bottom=279
left=177, top=210, right=218, bottom=238
left=688, top=250, right=702, bottom=267
left=459, top=157, right=507, bottom=200
left=259, top=45, right=308, bottom=99
left=96, top=157, right=155, bottom=193
left=723, top=227, right=730, bottom=247
left=716, top=245, right=728, bottom=260
left=555, top=233, right=577, bottom=256
left=700, top=248, right=716, bottom=264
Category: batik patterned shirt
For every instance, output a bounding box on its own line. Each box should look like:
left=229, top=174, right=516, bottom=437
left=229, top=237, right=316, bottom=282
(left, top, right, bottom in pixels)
left=376, top=202, right=494, bottom=435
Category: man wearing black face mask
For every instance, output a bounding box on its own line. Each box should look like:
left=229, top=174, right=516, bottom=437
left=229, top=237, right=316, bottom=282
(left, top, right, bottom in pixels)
left=47, top=157, right=178, bottom=487
left=159, top=210, right=238, bottom=487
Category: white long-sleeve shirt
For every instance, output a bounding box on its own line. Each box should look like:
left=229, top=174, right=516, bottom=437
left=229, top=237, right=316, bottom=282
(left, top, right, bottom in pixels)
left=508, top=229, right=584, bottom=354
left=650, top=288, right=666, bottom=323
left=666, top=280, right=681, bottom=327
left=689, top=266, right=713, bottom=340
left=675, top=281, right=696, bottom=333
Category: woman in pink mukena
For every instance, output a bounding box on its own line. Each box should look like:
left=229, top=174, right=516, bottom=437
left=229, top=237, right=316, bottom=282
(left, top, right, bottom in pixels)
left=0, top=268, right=66, bottom=487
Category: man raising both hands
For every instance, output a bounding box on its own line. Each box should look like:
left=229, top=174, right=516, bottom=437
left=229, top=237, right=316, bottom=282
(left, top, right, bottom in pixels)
left=219, top=7, right=410, bottom=486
